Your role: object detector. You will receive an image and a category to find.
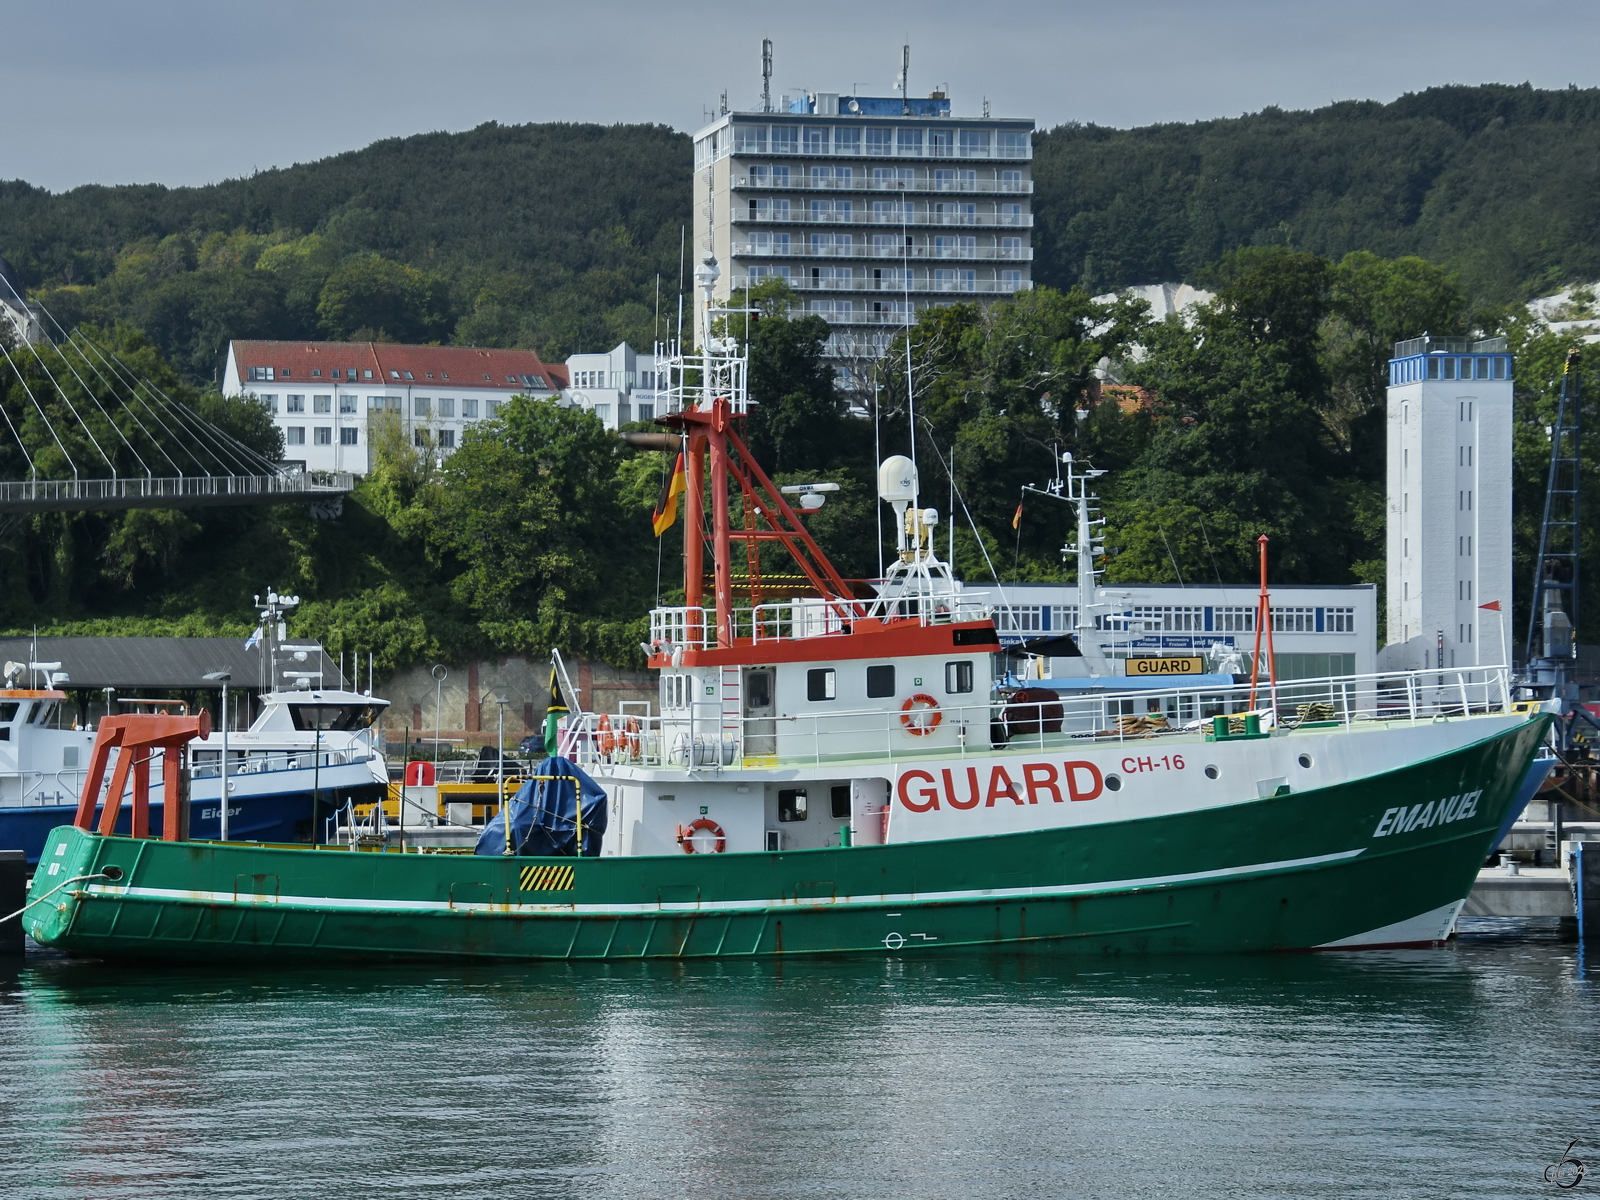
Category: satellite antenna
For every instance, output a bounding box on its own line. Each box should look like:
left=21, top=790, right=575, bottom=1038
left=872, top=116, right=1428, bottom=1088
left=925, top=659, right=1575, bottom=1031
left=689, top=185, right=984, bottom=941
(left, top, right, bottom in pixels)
left=761, top=39, right=773, bottom=113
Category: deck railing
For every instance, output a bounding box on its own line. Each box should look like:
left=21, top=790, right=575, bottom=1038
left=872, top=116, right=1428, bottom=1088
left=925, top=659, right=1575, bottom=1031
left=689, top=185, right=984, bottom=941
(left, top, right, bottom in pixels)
left=649, top=594, right=993, bottom=654
left=565, top=666, right=1517, bottom=772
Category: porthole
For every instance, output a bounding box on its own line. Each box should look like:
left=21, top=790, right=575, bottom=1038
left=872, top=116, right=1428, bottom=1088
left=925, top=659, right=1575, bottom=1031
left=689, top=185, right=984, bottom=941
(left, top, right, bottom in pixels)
left=1297, top=754, right=1313, bottom=769
left=1104, top=774, right=1122, bottom=792
left=1204, top=765, right=1218, bottom=780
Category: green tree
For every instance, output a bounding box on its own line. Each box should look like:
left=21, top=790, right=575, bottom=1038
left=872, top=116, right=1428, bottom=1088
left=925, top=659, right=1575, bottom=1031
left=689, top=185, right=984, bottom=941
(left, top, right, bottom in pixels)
left=421, top=397, right=650, bottom=658
left=317, top=254, right=451, bottom=342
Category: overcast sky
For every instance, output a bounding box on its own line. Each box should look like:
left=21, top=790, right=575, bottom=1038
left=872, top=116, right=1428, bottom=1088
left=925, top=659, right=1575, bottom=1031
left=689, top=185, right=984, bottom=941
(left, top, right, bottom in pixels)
left=6, top=0, right=1600, bottom=193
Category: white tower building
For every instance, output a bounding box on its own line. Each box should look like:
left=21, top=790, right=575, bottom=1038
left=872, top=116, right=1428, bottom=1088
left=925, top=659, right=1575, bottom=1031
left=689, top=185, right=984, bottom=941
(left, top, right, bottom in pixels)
left=1379, top=335, right=1514, bottom=673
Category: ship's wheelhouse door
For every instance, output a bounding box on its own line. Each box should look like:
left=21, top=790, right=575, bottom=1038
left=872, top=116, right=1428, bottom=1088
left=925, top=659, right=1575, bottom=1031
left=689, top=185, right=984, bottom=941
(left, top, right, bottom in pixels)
left=742, top=667, right=776, bottom=758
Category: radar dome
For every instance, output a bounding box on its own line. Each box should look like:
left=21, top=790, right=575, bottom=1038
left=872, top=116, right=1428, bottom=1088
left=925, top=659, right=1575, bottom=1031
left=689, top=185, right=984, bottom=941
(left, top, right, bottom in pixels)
left=877, top=455, right=918, bottom=503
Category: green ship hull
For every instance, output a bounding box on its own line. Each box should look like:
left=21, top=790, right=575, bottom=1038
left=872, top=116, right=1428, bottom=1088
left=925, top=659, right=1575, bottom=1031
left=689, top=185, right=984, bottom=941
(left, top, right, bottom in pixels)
left=23, top=714, right=1546, bottom=961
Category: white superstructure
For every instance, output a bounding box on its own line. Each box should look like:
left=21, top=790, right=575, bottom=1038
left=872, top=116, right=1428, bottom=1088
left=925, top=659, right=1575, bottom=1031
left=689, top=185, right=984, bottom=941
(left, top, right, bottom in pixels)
left=1380, top=335, right=1514, bottom=672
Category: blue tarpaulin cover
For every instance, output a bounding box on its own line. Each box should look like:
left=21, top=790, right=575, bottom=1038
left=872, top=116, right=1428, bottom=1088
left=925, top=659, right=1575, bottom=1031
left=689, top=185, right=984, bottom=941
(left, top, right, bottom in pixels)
left=474, top=756, right=608, bottom=857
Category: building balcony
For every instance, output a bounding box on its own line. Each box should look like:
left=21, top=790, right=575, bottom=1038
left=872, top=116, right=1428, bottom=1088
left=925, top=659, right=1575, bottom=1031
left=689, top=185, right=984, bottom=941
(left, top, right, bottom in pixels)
left=727, top=142, right=1032, bottom=163
left=736, top=210, right=1033, bottom=229
left=734, top=275, right=1033, bottom=296
left=733, top=242, right=1034, bottom=262
left=822, top=303, right=1030, bottom=326
left=733, top=174, right=1033, bottom=195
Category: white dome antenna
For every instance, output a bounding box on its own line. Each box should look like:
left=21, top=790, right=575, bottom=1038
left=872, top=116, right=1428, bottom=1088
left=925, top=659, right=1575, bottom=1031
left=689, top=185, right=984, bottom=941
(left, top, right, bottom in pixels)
left=877, top=455, right=918, bottom=503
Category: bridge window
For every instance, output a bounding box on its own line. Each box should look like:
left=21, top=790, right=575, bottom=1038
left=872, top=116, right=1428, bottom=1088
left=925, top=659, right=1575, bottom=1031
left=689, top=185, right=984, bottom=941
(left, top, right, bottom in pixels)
left=866, top=664, right=896, bottom=698
left=778, top=788, right=808, bottom=822
left=807, top=668, right=836, bottom=701
left=945, top=661, right=974, bottom=694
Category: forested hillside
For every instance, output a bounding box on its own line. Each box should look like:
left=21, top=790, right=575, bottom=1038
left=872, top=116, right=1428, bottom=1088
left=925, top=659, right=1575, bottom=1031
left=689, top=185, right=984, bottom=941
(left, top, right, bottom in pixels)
left=1032, top=83, right=1600, bottom=304
left=0, top=123, right=690, bottom=380
left=4, top=85, right=1600, bottom=388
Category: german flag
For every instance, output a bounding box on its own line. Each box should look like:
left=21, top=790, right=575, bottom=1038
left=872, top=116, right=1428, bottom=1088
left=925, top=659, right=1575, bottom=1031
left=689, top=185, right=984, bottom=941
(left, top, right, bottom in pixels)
left=652, top=451, right=687, bottom=536
left=1012, top=502, right=1023, bottom=530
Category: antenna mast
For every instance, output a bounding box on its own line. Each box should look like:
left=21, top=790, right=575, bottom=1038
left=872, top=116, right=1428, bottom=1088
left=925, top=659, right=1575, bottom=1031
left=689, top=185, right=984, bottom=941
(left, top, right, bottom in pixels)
left=761, top=39, right=773, bottom=113
left=899, top=44, right=910, bottom=114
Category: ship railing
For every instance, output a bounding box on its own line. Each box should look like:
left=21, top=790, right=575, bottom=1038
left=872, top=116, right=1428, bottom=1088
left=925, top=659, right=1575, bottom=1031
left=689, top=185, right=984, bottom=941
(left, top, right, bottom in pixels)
left=649, top=595, right=993, bottom=653
left=382, top=759, right=531, bottom=784
left=326, top=796, right=391, bottom=848
left=189, top=748, right=370, bottom=778
left=11, top=769, right=87, bottom=807
left=565, top=665, right=1515, bottom=771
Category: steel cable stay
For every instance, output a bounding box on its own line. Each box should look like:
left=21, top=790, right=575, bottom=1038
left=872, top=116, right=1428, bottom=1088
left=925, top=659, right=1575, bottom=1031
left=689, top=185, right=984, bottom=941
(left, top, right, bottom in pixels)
left=43, top=341, right=157, bottom=481
left=0, top=271, right=134, bottom=480
left=35, top=305, right=192, bottom=481
left=76, top=329, right=288, bottom=478
left=21, top=283, right=261, bottom=481
left=0, top=286, right=352, bottom=512
left=78, top=337, right=231, bottom=477
left=25, top=303, right=163, bottom=482
left=54, top=333, right=181, bottom=478
left=8, top=334, right=120, bottom=479
left=0, top=339, right=80, bottom=482
left=0, top=345, right=38, bottom=483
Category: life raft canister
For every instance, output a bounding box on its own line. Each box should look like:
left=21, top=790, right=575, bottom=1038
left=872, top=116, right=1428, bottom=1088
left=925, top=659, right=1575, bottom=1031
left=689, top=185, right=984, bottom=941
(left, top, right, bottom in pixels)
left=678, top=818, right=727, bottom=854
left=900, top=693, right=943, bottom=735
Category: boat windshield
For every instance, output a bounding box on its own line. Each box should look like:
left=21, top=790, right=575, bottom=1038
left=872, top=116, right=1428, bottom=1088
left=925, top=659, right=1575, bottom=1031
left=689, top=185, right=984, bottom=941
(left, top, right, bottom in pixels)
left=288, top=704, right=380, bottom=732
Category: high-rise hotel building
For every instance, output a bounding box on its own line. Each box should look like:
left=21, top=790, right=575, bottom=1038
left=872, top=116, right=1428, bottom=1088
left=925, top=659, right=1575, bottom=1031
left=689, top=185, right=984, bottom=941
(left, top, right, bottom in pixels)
left=692, top=91, right=1034, bottom=360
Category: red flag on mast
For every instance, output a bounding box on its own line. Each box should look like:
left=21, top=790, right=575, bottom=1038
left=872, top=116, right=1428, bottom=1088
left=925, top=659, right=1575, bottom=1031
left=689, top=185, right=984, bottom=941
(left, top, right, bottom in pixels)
left=1478, top=600, right=1502, bottom=611
left=1011, top=503, right=1023, bottom=530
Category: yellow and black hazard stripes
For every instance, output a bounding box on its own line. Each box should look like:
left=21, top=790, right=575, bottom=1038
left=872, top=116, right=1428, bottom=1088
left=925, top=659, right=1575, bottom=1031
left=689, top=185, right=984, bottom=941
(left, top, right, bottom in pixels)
left=518, top=864, right=575, bottom=892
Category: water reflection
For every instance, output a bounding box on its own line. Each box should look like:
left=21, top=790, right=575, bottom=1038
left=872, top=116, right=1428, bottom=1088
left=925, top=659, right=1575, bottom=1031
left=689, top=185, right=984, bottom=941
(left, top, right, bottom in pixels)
left=1, top=936, right=1596, bottom=1199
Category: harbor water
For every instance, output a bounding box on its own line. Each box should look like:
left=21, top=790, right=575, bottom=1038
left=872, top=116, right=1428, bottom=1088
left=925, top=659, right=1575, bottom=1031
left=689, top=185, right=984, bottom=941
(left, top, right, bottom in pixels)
left=1, top=923, right=1597, bottom=1198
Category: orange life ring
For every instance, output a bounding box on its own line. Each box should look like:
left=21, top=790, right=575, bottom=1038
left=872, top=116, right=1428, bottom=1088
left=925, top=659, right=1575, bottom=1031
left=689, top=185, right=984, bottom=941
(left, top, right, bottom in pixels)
left=900, top=693, right=943, bottom=735
left=679, top=818, right=726, bottom=854
left=623, top=716, right=641, bottom=758
left=597, top=713, right=616, bottom=755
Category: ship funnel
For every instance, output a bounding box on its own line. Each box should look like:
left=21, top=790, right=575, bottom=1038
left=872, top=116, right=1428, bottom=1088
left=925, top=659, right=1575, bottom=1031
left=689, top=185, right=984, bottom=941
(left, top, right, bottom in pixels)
left=877, top=455, right=918, bottom=503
